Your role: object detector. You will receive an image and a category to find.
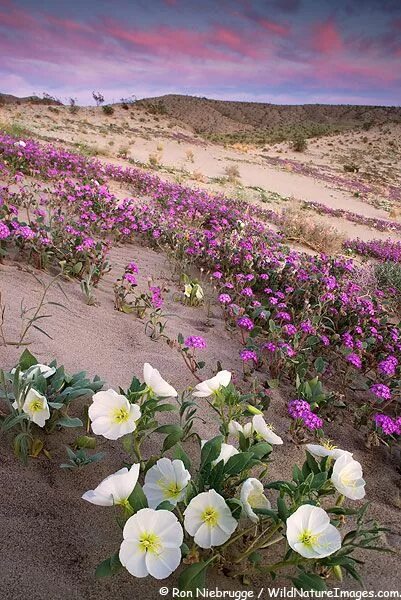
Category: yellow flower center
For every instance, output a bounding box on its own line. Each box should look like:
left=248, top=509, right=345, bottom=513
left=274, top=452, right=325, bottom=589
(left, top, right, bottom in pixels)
left=29, top=398, right=43, bottom=412
left=112, top=407, right=130, bottom=423
left=299, top=530, right=318, bottom=547
left=156, top=478, right=183, bottom=500
left=138, top=531, right=161, bottom=554
left=322, top=439, right=336, bottom=451
left=340, top=474, right=356, bottom=488
left=201, top=506, right=219, bottom=527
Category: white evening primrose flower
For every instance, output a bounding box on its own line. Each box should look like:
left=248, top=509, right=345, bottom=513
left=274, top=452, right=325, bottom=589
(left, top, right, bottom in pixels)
left=286, top=504, right=341, bottom=559
left=24, top=364, right=56, bottom=380
left=212, top=443, right=239, bottom=466
left=82, top=464, right=140, bottom=508
left=252, top=414, right=283, bottom=445
left=143, top=363, right=177, bottom=398
left=195, top=284, right=204, bottom=301
left=192, top=370, right=232, bottom=398
left=184, top=283, right=192, bottom=298
left=88, top=389, right=141, bottom=440
left=331, top=454, right=366, bottom=500
left=240, top=478, right=271, bottom=523
left=306, top=441, right=352, bottom=460
left=228, top=420, right=253, bottom=439
left=143, top=458, right=190, bottom=508
left=14, top=388, right=50, bottom=427
left=119, top=508, right=183, bottom=579
left=184, top=489, right=238, bottom=548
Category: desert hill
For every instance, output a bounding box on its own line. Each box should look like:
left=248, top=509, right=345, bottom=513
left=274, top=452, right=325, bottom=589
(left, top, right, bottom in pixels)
left=137, top=94, right=401, bottom=143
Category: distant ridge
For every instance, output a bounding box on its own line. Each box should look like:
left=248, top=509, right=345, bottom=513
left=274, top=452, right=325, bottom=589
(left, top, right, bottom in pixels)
left=0, top=92, right=62, bottom=106
left=136, top=94, right=401, bottom=143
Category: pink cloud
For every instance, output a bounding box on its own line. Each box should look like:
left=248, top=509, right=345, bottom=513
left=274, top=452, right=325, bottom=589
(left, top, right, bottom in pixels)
left=312, top=18, right=343, bottom=54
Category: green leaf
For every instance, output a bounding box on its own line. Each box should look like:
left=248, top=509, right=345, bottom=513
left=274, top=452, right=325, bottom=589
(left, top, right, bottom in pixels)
left=56, top=416, right=83, bottom=428
left=18, top=349, right=38, bottom=371
left=292, top=573, right=327, bottom=592
left=173, top=443, right=192, bottom=470
left=224, top=452, right=253, bottom=477
left=95, top=553, right=122, bottom=578
left=178, top=562, right=209, bottom=593
left=155, top=403, right=176, bottom=412
left=226, top=498, right=243, bottom=520
left=48, top=402, right=64, bottom=409
left=156, top=501, right=175, bottom=511
left=310, top=472, right=328, bottom=490
left=73, top=261, right=83, bottom=274
left=200, top=435, right=223, bottom=469
left=154, top=424, right=183, bottom=435
left=251, top=442, right=272, bottom=460
left=277, top=497, right=288, bottom=521
left=74, top=435, right=96, bottom=449
left=128, top=483, right=148, bottom=512
left=163, top=429, right=184, bottom=452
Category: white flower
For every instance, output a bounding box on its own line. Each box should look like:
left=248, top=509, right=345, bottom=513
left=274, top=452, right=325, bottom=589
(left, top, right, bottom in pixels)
left=306, top=442, right=352, bottom=460
left=193, top=370, right=232, bottom=398
left=184, top=489, right=238, bottom=548
left=15, top=140, right=26, bottom=148
left=228, top=420, right=253, bottom=439
left=212, top=443, right=239, bottom=466
left=252, top=414, right=283, bottom=445
left=195, top=284, right=204, bottom=301
left=286, top=504, right=341, bottom=559
left=184, top=283, right=192, bottom=298
left=24, top=364, right=56, bottom=380
left=143, top=458, right=190, bottom=508
left=119, top=508, right=183, bottom=579
left=331, top=454, right=366, bottom=500
left=88, top=389, right=141, bottom=440
left=240, top=478, right=271, bottom=523
left=82, top=464, right=140, bottom=507
left=14, top=388, right=50, bottom=427
left=143, top=363, right=177, bottom=398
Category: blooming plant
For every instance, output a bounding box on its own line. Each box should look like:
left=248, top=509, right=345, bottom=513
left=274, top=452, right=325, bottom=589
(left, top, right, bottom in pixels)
left=0, top=349, right=103, bottom=462
left=83, top=364, right=386, bottom=593
left=181, top=274, right=204, bottom=307
left=168, top=334, right=207, bottom=380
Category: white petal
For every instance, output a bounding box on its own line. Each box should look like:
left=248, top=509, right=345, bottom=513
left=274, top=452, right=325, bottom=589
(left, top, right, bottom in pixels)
left=312, top=524, right=341, bottom=558
left=119, top=541, right=148, bottom=577
left=146, top=548, right=181, bottom=579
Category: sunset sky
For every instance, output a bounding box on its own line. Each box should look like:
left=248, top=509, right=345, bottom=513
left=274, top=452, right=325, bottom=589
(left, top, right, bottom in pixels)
left=1, top=0, right=400, bottom=105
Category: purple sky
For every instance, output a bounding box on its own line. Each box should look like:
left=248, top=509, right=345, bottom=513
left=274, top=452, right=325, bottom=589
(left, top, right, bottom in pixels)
left=1, top=0, right=400, bottom=105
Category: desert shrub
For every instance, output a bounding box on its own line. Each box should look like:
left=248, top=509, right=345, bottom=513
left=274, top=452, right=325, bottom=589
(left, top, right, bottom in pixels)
left=102, top=105, right=114, bottom=116
left=279, top=208, right=344, bottom=253
left=92, top=91, right=104, bottom=106
left=343, top=163, right=359, bottom=173
left=69, top=98, right=79, bottom=114
left=291, top=135, right=307, bottom=152
left=375, top=262, right=401, bottom=313
left=148, top=153, right=160, bottom=168
left=224, top=164, right=240, bottom=183
left=185, top=149, right=194, bottom=163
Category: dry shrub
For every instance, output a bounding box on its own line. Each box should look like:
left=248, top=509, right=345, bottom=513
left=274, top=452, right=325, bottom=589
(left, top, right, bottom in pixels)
left=148, top=153, right=161, bottom=168
left=389, top=206, right=401, bottom=219
left=279, top=208, right=344, bottom=253
left=185, top=149, right=195, bottom=163
left=192, top=170, right=205, bottom=182
left=224, top=164, right=240, bottom=183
